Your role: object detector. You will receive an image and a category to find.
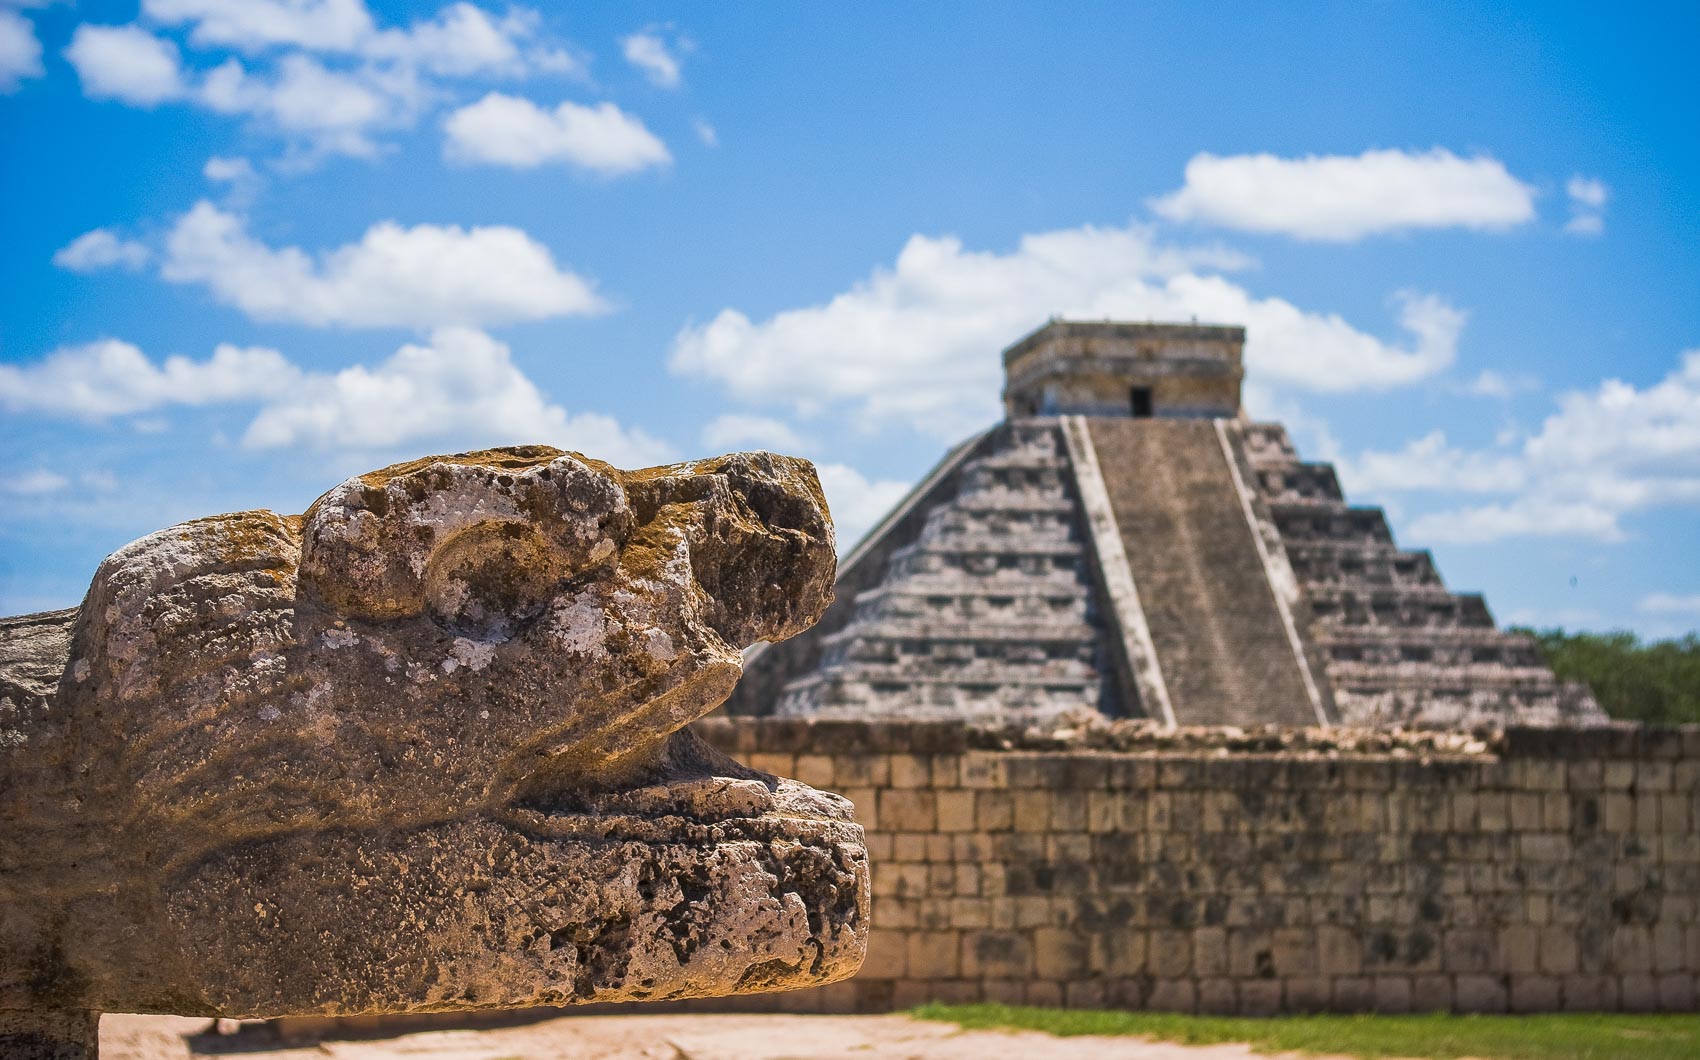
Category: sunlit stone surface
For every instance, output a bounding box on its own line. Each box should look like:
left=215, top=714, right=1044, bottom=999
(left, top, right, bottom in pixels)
left=0, top=446, right=866, bottom=1059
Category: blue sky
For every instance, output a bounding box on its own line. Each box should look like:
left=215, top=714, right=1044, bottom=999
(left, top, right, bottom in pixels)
left=2, top=0, right=1697, bottom=637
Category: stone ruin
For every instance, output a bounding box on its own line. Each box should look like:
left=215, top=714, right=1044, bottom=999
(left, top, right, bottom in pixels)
left=0, top=446, right=869, bottom=1058
left=730, top=319, right=1604, bottom=730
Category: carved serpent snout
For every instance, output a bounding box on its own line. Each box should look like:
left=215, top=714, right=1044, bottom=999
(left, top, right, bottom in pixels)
left=621, top=451, right=838, bottom=646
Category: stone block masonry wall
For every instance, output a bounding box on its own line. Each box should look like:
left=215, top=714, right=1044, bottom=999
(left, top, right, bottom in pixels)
left=696, top=719, right=1700, bottom=1015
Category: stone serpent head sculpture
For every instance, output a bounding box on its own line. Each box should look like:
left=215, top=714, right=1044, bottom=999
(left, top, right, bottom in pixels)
left=0, top=446, right=865, bottom=1058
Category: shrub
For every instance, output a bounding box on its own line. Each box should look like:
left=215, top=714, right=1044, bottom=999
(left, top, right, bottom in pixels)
left=1516, top=628, right=1700, bottom=725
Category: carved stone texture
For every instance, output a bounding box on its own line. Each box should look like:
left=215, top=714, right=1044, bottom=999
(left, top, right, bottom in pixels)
left=0, top=446, right=865, bottom=1058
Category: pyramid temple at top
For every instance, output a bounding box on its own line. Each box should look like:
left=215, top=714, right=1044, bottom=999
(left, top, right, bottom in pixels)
left=727, top=319, right=1604, bottom=729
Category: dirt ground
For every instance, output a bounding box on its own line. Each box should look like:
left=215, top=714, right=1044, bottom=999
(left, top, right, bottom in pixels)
left=100, top=1011, right=1309, bottom=1060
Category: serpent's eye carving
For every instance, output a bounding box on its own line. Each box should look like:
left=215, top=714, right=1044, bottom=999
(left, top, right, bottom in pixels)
left=299, top=451, right=633, bottom=632
left=422, top=521, right=570, bottom=638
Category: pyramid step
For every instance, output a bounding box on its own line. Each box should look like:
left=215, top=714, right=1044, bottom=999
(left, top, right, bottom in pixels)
left=1306, top=586, right=1496, bottom=629
left=1285, top=545, right=1441, bottom=588
left=1252, top=461, right=1345, bottom=504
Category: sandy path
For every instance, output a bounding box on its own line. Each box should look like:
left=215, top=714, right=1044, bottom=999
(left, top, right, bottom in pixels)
left=101, top=1011, right=1313, bottom=1060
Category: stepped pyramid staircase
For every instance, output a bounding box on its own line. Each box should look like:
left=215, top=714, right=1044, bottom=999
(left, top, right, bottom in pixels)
left=726, top=321, right=1601, bottom=729
left=1088, top=418, right=1322, bottom=726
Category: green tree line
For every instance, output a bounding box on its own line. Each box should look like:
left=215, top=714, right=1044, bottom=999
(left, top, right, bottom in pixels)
left=1517, top=628, right=1700, bottom=725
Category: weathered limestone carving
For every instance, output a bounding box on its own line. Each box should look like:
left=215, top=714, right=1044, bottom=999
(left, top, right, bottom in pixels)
left=0, top=446, right=866, bottom=1058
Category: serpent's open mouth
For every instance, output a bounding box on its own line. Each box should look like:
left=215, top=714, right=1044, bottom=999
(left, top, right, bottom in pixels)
left=498, top=731, right=858, bottom=845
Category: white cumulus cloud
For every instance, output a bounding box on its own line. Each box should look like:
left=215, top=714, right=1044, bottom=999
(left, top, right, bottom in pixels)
left=0, top=9, right=43, bottom=92
left=203, top=154, right=257, bottom=184
left=142, top=0, right=568, bottom=77
left=1, top=469, right=71, bottom=496
left=0, top=338, right=301, bottom=418
left=363, top=3, right=536, bottom=76
left=669, top=222, right=1460, bottom=438
left=620, top=27, right=683, bottom=88
left=53, top=228, right=153, bottom=272
left=1339, top=430, right=1528, bottom=495
left=1567, top=175, right=1609, bottom=209
left=142, top=0, right=375, bottom=53
left=199, top=52, right=420, bottom=159
left=1463, top=368, right=1538, bottom=398
left=203, top=154, right=263, bottom=206
left=701, top=414, right=808, bottom=453
left=64, top=24, right=186, bottom=105
left=443, top=92, right=671, bottom=174
left=1564, top=175, right=1609, bottom=237
left=241, top=327, right=673, bottom=464
left=157, top=200, right=605, bottom=327
left=70, top=4, right=585, bottom=158
left=1640, top=592, right=1700, bottom=616
left=1353, top=349, right=1700, bottom=544
left=1563, top=214, right=1604, bottom=237
left=367, top=3, right=574, bottom=78
left=1408, top=500, right=1624, bottom=544
left=0, top=330, right=672, bottom=468
left=1150, top=148, right=1538, bottom=241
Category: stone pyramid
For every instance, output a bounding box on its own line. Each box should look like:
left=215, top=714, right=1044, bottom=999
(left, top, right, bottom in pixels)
left=728, top=320, right=1603, bottom=729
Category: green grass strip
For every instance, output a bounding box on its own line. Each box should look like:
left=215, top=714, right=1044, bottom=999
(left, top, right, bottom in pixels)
left=911, top=1002, right=1700, bottom=1060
